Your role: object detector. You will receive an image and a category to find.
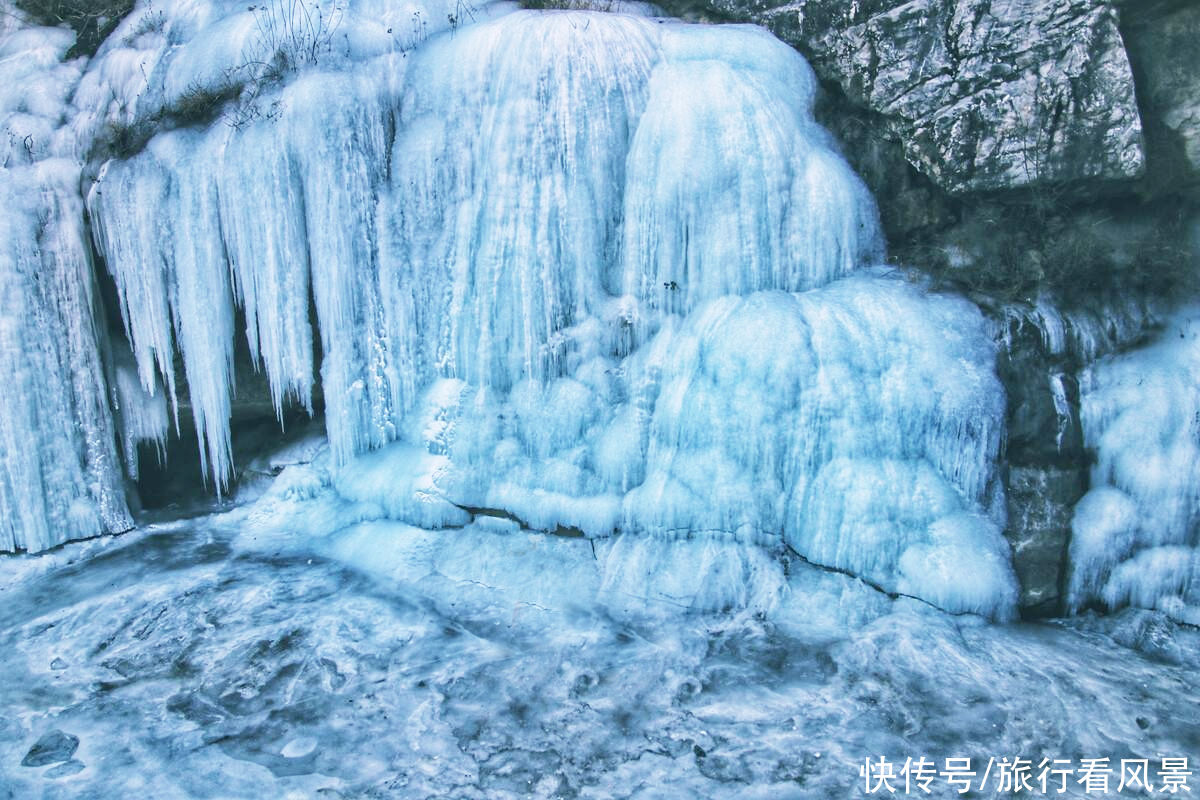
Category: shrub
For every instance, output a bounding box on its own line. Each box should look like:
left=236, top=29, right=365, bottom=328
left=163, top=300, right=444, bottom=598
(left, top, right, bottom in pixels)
left=519, top=0, right=618, bottom=10
left=249, top=0, right=343, bottom=72
left=15, top=0, right=135, bottom=57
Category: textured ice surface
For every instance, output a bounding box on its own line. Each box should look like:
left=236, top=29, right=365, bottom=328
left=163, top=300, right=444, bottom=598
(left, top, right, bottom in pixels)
left=89, top=9, right=882, bottom=480
left=0, top=517, right=1197, bottom=798
left=226, top=271, right=1017, bottom=619
left=67, top=0, right=491, bottom=149
left=81, top=7, right=1015, bottom=617
left=1068, top=307, right=1200, bottom=623
left=0, top=18, right=133, bottom=552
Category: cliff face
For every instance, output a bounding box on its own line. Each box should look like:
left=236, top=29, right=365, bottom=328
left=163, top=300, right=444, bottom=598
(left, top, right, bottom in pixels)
left=1119, top=0, right=1200, bottom=190
left=698, top=0, right=1144, bottom=194
left=667, top=0, right=1198, bottom=200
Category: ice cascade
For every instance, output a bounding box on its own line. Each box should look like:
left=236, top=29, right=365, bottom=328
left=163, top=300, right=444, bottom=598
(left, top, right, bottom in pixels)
left=0, top=21, right=133, bottom=552
left=1068, top=307, right=1200, bottom=624
left=89, top=12, right=885, bottom=478
left=6, top=4, right=1020, bottom=620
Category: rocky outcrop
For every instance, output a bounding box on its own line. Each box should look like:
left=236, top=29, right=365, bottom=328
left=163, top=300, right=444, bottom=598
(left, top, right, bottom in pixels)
left=662, top=0, right=1200, bottom=209
left=1119, top=0, right=1200, bottom=191
left=674, top=0, right=1144, bottom=195
left=995, top=319, right=1087, bottom=616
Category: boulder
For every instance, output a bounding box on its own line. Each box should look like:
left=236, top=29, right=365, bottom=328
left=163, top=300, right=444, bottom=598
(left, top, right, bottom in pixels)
left=21, top=730, right=80, bottom=768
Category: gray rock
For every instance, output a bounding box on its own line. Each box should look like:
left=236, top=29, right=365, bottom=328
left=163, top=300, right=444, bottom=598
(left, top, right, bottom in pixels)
left=1119, top=0, right=1200, bottom=191
left=992, top=300, right=1093, bottom=617
left=50, top=657, right=68, bottom=671
left=1005, top=466, right=1085, bottom=616
left=21, top=730, right=79, bottom=767
left=671, top=0, right=1145, bottom=195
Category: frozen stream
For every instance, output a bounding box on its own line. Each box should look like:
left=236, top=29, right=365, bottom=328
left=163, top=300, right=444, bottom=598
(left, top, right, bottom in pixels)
left=1, top=515, right=1197, bottom=798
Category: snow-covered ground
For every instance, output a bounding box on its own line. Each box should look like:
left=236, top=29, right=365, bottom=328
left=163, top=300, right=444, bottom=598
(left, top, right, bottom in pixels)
left=0, top=512, right=1197, bottom=797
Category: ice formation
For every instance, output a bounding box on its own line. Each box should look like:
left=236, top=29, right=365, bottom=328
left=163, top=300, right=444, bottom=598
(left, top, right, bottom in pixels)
left=89, top=10, right=882, bottom=478
left=81, top=3, right=1019, bottom=615
left=111, top=356, right=169, bottom=482
left=6, top=511, right=1198, bottom=798
left=0, top=19, right=132, bottom=552
left=0, top=0, right=1024, bottom=618
left=997, top=293, right=1163, bottom=364
left=237, top=271, right=1016, bottom=619
left=1068, top=307, right=1200, bottom=624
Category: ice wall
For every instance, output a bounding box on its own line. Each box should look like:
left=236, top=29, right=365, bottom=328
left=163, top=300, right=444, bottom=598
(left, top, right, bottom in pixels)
left=0, top=20, right=133, bottom=552
left=84, top=7, right=1019, bottom=617
left=1068, top=307, right=1200, bottom=624
left=0, top=0, right=1017, bottom=619
left=235, top=272, right=1016, bottom=619
left=90, top=10, right=882, bottom=478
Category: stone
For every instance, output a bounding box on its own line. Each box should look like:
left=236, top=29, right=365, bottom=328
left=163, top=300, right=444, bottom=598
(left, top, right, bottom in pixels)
left=1005, top=466, right=1085, bottom=616
left=1118, top=0, right=1200, bottom=192
left=21, top=730, right=80, bottom=767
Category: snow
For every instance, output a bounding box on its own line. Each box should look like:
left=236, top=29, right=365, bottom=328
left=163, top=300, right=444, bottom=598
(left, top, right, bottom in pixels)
left=66, top=0, right=498, bottom=150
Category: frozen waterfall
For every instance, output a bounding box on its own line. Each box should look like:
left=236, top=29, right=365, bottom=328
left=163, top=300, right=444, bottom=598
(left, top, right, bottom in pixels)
left=0, top=24, right=133, bottom=552
left=88, top=11, right=884, bottom=479
left=1068, top=307, right=1200, bottom=624
left=5, top=2, right=1019, bottom=620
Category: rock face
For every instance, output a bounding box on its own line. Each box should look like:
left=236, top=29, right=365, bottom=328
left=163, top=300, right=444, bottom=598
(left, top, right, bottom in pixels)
left=994, top=316, right=1087, bottom=616
left=1119, top=0, right=1200, bottom=191
left=1005, top=466, right=1084, bottom=615
left=685, top=0, right=1144, bottom=194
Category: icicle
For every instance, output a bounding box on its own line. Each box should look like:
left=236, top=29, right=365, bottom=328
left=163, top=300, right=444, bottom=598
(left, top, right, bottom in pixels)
left=0, top=161, right=132, bottom=552
left=111, top=353, right=169, bottom=481
left=215, top=116, right=314, bottom=419
left=90, top=130, right=238, bottom=489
